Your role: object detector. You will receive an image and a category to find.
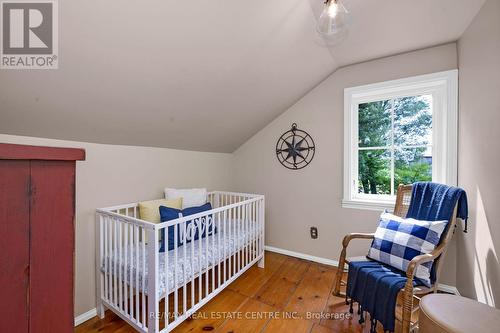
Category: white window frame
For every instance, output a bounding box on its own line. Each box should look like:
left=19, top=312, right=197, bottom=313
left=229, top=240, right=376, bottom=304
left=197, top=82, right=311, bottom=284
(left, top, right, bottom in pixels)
left=343, top=70, right=458, bottom=211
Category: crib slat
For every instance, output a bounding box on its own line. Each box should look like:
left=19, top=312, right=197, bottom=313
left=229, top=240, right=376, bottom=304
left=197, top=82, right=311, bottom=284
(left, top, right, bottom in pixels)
left=118, top=221, right=123, bottom=311
left=183, top=221, right=187, bottom=316
left=109, top=217, right=113, bottom=303
left=190, top=222, right=195, bottom=313
left=113, top=218, right=118, bottom=306
left=235, top=204, right=238, bottom=275
left=245, top=203, right=248, bottom=267
left=253, top=201, right=257, bottom=261
left=212, top=213, right=220, bottom=291
left=211, top=212, right=215, bottom=294
left=237, top=205, right=241, bottom=273
left=245, top=203, right=252, bottom=266
left=223, top=210, right=227, bottom=284
left=165, top=228, right=170, bottom=327
left=227, top=208, right=234, bottom=279
left=129, top=223, right=134, bottom=321
left=174, top=223, right=178, bottom=320
left=141, top=228, right=146, bottom=328
left=165, top=226, right=169, bottom=326
left=241, top=203, right=245, bottom=270
left=242, top=203, right=245, bottom=269
left=205, top=214, right=209, bottom=298
left=198, top=218, right=202, bottom=303
left=135, top=225, right=140, bottom=324
left=217, top=211, right=221, bottom=290
left=124, top=222, right=128, bottom=315
left=103, top=216, right=108, bottom=302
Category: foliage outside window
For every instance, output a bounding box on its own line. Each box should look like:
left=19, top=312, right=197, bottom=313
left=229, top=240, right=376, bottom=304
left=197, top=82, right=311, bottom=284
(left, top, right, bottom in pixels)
left=358, top=96, right=432, bottom=196
left=343, top=71, right=458, bottom=210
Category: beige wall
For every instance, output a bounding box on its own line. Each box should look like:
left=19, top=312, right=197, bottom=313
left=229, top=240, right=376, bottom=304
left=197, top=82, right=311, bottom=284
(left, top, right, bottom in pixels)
left=232, top=43, right=459, bottom=286
left=456, top=0, right=500, bottom=307
left=0, top=134, right=233, bottom=317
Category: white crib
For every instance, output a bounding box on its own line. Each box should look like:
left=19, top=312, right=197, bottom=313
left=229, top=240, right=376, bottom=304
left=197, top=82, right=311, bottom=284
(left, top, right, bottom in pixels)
left=95, top=191, right=265, bottom=333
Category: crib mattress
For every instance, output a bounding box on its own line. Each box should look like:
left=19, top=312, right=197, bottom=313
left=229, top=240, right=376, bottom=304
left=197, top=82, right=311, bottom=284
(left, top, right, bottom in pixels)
left=101, top=220, right=260, bottom=297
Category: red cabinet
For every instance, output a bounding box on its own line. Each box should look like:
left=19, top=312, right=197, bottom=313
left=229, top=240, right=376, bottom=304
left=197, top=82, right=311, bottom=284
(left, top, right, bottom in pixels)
left=0, top=143, right=85, bottom=333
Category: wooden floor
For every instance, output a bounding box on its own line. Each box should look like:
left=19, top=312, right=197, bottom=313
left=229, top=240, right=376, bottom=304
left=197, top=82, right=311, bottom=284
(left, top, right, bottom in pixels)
left=76, top=251, right=384, bottom=333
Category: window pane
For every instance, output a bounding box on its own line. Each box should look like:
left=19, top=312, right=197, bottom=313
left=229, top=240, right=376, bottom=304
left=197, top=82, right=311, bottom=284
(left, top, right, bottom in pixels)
left=358, top=149, right=391, bottom=195
left=394, top=147, right=432, bottom=193
left=358, top=100, right=391, bottom=147
left=393, top=95, right=432, bottom=146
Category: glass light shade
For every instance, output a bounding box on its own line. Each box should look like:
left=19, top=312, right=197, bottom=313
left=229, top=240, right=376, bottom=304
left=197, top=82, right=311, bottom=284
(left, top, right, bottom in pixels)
left=317, top=0, right=351, bottom=42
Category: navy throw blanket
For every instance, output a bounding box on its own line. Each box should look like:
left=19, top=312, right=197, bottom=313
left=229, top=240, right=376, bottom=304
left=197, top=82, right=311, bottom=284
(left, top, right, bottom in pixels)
left=406, top=182, right=469, bottom=232
left=347, top=182, right=469, bottom=332
left=346, top=261, right=422, bottom=333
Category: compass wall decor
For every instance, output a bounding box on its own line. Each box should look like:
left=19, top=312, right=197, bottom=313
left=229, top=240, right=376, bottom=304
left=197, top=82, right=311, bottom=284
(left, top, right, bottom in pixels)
left=275, top=123, right=315, bottom=170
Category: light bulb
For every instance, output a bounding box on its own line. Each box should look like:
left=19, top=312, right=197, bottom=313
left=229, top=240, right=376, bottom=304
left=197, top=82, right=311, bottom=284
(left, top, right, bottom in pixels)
left=327, top=2, right=338, bottom=18
left=316, top=0, right=351, bottom=45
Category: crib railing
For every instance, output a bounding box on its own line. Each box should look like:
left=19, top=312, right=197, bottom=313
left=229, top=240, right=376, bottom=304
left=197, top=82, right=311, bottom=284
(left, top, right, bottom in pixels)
left=96, top=191, right=265, bottom=333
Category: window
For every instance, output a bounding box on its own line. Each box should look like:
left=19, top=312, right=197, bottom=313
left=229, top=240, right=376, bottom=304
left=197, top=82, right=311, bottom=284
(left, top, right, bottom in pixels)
left=343, top=70, right=458, bottom=210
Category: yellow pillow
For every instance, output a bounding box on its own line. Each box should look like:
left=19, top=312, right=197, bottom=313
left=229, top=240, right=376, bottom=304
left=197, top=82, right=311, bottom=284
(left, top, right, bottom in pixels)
left=138, top=198, right=182, bottom=223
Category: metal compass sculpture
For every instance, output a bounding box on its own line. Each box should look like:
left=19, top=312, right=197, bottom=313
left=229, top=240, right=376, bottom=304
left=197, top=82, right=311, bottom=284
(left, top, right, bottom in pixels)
left=275, top=123, right=315, bottom=170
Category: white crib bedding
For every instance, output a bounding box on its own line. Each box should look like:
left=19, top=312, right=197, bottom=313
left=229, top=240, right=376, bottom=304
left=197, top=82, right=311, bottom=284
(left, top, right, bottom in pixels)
left=101, top=220, right=260, bottom=298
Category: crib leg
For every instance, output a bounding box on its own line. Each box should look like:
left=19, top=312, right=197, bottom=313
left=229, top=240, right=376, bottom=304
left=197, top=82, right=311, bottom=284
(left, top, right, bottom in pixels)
left=97, top=301, right=106, bottom=319
left=258, top=255, right=265, bottom=268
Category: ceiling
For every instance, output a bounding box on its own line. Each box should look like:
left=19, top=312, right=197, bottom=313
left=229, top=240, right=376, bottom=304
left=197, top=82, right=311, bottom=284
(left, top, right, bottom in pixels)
left=0, top=0, right=486, bottom=152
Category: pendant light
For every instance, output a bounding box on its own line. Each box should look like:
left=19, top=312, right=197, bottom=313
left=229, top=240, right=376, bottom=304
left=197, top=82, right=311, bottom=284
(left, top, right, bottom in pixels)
left=317, top=0, right=351, bottom=44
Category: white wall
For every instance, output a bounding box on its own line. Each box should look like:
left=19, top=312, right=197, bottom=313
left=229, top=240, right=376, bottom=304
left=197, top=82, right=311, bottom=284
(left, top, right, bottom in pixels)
left=0, top=134, right=233, bottom=317
left=456, top=0, right=500, bottom=308
left=232, top=43, right=459, bottom=286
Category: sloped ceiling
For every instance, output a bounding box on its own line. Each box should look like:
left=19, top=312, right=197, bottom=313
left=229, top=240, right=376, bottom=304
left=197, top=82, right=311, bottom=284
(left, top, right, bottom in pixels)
left=0, top=0, right=486, bottom=152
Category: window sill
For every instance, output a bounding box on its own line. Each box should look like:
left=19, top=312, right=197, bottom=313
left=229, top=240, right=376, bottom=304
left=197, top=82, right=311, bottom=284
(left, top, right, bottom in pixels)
left=342, top=198, right=395, bottom=212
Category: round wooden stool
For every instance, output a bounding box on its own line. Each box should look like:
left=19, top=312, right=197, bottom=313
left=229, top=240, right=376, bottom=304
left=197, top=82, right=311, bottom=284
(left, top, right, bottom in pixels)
left=419, top=294, right=500, bottom=333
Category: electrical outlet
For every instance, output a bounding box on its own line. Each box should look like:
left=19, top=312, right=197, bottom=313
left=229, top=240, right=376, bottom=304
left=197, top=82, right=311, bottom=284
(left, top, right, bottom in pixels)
left=310, top=227, right=318, bottom=239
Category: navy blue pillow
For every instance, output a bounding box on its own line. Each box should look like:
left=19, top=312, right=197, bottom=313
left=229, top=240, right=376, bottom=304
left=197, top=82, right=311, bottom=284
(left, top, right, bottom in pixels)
left=158, top=203, right=215, bottom=252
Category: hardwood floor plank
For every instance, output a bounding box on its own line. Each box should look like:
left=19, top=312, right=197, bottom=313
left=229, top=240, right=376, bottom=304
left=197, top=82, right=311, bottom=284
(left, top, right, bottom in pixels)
left=310, top=323, right=336, bottom=333
left=283, top=264, right=336, bottom=323
left=255, top=276, right=299, bottom=310
left=215, top=298, right=274, bottom=333
left=255, top=257, right=310, bottom=309
left=273, top=257, right=310, bottom=283
left=227, top=252, right=287, bottom=297
left=262, top=317, right=313, bottom=333
left=171, top=289, right=247, bottom=333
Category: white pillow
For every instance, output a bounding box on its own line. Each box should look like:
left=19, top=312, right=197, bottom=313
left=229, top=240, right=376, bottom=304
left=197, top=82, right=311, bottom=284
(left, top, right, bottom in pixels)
left=164, top=188, right=207, bottom=209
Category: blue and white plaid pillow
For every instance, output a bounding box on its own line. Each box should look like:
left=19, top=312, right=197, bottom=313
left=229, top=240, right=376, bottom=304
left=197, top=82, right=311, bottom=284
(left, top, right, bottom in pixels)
left=367, top=212, right=447, bottom=286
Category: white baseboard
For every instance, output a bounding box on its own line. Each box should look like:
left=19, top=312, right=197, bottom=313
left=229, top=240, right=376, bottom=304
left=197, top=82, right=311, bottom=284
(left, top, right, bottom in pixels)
left=264, top=245, right=339, bottom=267
left=75, top=307, right=97, bottom=326
left=264, top=245, right=461, bottom=296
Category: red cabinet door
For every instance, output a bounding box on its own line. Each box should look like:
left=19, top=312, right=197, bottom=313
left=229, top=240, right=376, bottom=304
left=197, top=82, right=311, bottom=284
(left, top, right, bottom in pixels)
left=0, top=143, right=84, bottom=333
left=30, top=160, right=75, bottom=333
left=0, top=160, right=30, bottom=333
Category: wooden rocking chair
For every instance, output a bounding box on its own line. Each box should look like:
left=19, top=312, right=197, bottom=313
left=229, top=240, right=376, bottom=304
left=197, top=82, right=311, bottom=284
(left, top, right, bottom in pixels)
left=332, top=184, right=459, bottom=333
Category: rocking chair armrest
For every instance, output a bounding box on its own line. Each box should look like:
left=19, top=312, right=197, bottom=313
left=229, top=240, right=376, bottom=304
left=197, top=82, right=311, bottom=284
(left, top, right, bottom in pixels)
left=342, top=233, right=375, bottom=248
left=333, top=232, right=375, bottom=296
left=405, top=242, right=447, bottom=280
